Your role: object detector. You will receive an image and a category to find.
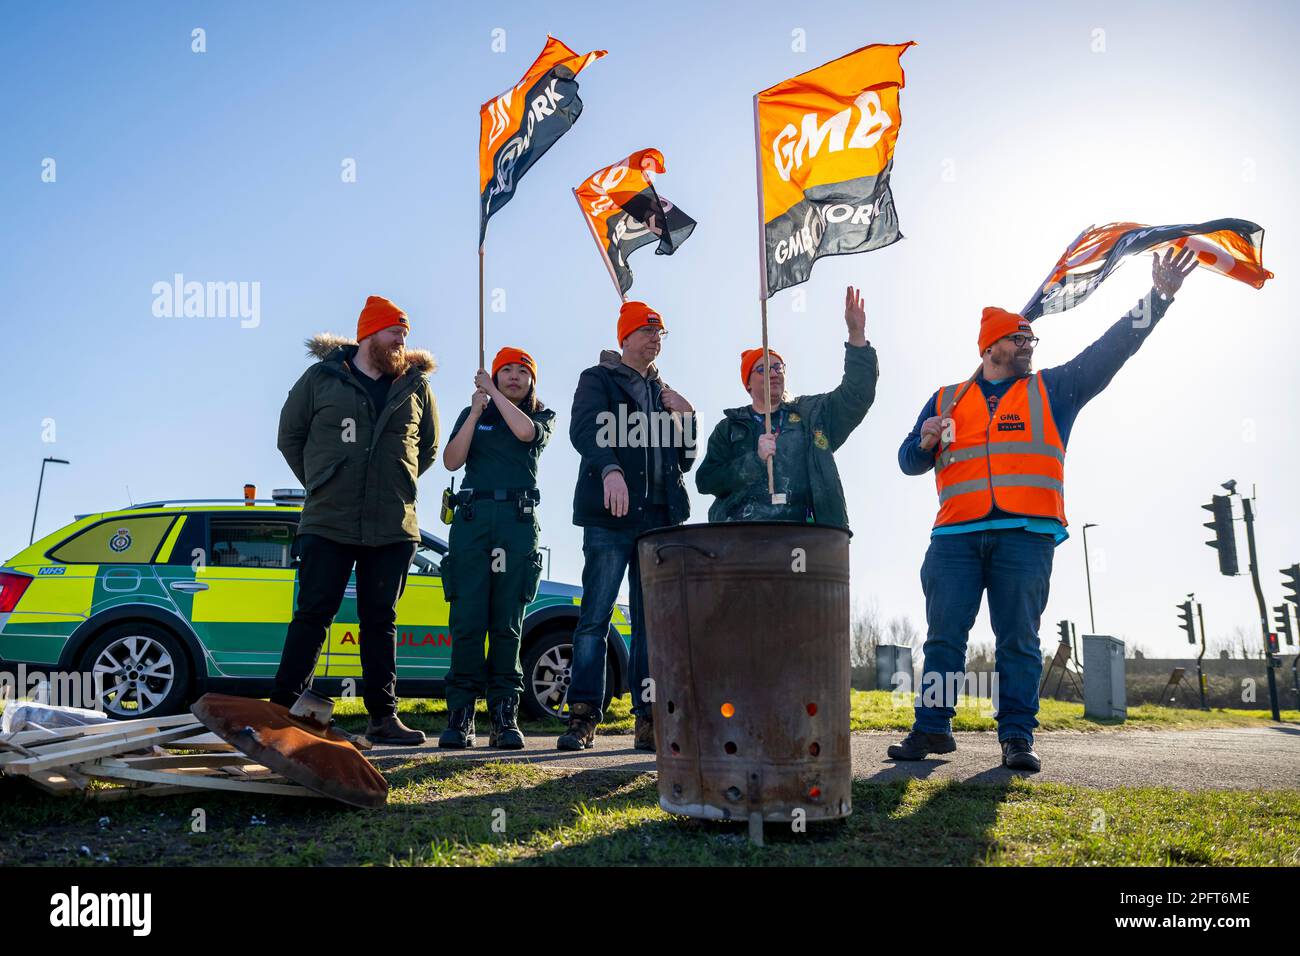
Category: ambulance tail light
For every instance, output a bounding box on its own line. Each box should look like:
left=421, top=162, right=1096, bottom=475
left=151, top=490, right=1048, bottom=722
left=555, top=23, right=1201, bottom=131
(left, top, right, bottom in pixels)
left=0, top=571, right=33, bottom=613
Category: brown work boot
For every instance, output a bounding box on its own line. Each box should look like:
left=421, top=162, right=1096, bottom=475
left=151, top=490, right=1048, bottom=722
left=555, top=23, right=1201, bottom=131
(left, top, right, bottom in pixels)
left=365, top=714, right=426, bottom=746
left=633, top=713, right=655, bottom=752
left=556, top=702, right=597, bottom=751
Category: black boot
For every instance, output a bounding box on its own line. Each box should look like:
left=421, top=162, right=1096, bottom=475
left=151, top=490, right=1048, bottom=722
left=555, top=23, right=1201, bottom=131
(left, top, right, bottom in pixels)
left=1001, top=737, right=1041, bottom=771
left=438, top=704, right=476, bottom=749
left=886, top=729, right=957, bottom=761
left=488, top=697, right=526, bottom=750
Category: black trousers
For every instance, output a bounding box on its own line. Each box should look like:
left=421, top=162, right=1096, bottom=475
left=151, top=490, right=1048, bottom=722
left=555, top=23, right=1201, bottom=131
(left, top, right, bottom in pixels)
left=270, top=533, right=417, bottom=717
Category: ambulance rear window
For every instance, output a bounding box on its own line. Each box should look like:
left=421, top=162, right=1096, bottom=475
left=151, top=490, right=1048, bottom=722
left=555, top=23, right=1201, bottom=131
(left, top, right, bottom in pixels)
left=49, top=516, right=177, bottom=564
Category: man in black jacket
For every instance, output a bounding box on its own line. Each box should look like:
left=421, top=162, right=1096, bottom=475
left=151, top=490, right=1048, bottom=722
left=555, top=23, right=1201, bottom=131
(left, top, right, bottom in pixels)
left=561, top=300, right=696, bottom=751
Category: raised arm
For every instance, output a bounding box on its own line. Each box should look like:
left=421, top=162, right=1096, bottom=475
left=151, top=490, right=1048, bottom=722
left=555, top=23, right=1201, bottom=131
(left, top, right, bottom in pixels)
left=1043, top=249, right=1194, bottom=416
left=818, top=286, right=879, bottom=450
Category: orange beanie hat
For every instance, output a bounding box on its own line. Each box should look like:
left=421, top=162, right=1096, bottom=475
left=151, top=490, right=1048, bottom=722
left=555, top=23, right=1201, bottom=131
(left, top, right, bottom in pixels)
left=617, top=300, right=665, bottom=345
left=357, top=295, right=409, bottom=342
left=978, top=307, right=1031, bottom=355
left=492, top=346, right=537, bottom=382
left=740, top=347, right=785, bottom=388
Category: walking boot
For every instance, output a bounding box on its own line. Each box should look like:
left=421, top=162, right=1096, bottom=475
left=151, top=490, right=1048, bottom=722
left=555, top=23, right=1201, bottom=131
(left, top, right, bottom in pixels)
left=489, top=697, right=526, bottom=750
left=365, top=713, right=426, bottom=746
left=556, top=701, right=597, bottom=751
left=438, top=704, right=477, bottom=749
left=1001, top=737, right=1041, bottom=772
left=886, top=729, right=957, bottom=760
left=633, top=713, right=655, bottom=752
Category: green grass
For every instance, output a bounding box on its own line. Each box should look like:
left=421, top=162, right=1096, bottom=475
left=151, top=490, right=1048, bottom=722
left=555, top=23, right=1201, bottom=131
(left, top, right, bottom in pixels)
left=2, top=760, right=1296, bottom=866
left=329, top=690, right=1298, bottom=739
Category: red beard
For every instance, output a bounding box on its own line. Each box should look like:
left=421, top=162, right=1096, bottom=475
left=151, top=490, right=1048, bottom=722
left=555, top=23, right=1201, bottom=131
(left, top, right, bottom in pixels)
left=367, top=338, right=408, bottom=377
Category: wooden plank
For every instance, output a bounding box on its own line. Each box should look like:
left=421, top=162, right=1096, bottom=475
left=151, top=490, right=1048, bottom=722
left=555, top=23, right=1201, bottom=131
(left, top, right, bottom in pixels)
left=25, top=769, right=86, bottom=794
left=0, top=713, right=201, bottom=748
left=0, top=722, right=206, bottom=768
left=166, top=732, right=235, bottom=752
left=117, top=754, right=260, bottom=771
left=81, top=764, right=323, bottom=797
left=84, top=783, right=196, bottom=802
left=3, top=725, right=203, bottom=775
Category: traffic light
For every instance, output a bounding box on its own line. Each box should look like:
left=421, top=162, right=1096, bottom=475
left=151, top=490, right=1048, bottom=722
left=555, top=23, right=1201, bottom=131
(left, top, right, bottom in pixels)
left=1282, top=564, right=1300, bottom=607
left=1202, top=495, right=1239, bottom=576
left=1267, top=632, right=1280, bottom=655
left=1176, top=600, right=1196, bottom=644
left=1056, top=620, right=1070, bottom=644
left=1275, top=604, right=1296, bottom=647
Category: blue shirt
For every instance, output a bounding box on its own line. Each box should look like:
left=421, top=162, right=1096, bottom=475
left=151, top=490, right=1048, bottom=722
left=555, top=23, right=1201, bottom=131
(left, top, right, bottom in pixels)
left=899, top=291, right=1173, bottom=545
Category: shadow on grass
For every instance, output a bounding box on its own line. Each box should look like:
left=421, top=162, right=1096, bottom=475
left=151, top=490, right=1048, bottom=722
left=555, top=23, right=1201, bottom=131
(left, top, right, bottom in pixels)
left=517, top=760, right=1017, bottom=866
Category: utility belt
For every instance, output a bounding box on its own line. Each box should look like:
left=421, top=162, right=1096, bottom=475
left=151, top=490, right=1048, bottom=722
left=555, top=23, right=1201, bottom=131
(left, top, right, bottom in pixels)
left=442, top=485, right=539, bottom=523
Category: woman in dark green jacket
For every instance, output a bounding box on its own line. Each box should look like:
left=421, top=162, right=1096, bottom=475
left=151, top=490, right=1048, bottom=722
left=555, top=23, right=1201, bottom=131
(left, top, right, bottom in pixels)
left=695, top=286, right=879, bottom=530
left=439, top=348, right=554, bottom=749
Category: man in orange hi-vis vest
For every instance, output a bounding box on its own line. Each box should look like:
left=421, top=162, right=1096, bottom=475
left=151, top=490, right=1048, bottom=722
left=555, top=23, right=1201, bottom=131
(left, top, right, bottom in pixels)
left=887, top=248, right=1198, bottom=771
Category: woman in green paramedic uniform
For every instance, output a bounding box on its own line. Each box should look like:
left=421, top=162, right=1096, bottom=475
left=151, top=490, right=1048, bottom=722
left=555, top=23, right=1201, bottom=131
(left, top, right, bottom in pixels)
left=439, top=347, right=554, bottom=749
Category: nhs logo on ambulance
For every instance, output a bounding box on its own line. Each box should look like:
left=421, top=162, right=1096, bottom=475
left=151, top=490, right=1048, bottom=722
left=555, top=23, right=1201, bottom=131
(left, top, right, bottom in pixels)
left=38, top=566, right=66, bottom=576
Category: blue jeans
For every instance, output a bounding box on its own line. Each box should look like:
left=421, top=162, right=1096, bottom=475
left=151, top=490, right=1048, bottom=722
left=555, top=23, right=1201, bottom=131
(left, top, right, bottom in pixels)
left=913, top=528, right=1055, bottom=745
left=568, top=516, right=663, bottom=721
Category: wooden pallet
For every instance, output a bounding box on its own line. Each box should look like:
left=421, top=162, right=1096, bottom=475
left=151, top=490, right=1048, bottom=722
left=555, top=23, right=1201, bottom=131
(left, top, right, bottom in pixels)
left=0, top=717, right=318, bottom=801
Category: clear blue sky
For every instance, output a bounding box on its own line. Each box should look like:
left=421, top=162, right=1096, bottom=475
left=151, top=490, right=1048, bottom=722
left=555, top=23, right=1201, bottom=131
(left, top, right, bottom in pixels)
left=3, top=0, right=1297, bottom=658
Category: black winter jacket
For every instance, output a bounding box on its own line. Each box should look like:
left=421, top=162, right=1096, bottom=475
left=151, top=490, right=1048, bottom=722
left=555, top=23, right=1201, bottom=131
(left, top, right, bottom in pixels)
left=569, top=350, right=696, bottom=529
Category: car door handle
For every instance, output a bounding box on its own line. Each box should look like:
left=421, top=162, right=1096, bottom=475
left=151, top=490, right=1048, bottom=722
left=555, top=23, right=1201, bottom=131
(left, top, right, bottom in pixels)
left=170, top=581, right=209, bottom=593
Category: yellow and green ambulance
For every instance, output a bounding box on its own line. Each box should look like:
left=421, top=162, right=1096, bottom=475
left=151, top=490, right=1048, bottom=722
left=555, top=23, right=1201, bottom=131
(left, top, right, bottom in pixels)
left=0, top=490, right=631, bottom=721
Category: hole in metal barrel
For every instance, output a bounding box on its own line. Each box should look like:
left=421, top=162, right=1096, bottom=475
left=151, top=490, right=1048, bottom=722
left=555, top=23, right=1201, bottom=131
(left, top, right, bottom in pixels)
left=724, top=741, right=737, bottom=754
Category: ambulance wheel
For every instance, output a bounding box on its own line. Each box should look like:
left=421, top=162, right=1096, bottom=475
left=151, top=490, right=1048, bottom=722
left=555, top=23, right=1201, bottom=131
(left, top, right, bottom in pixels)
left=78, top=623, right=192, bottom=719
left=521, top=627, right=616, bottom=722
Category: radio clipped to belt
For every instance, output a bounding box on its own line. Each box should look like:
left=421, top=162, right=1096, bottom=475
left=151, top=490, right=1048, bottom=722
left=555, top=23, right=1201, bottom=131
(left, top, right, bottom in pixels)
left=446, top=487, right=540, bottom=522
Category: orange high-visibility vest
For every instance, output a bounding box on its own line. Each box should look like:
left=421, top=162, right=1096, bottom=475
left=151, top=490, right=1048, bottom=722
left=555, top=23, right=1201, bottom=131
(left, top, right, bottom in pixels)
left=932, top=373, right=1066, bottom=527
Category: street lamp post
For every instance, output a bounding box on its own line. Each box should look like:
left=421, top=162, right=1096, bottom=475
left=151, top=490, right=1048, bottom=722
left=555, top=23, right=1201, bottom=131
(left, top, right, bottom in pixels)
left=29, top=457, right=70, bottom=545
left=1082, top=522, right=1099, bottom=634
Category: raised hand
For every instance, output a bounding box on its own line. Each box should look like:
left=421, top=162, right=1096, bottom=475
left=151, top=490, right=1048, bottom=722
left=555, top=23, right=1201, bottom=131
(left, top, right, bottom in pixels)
left=844, top=286, right=868, bottom=346
left=1152, top=246, right=1198, bottom=299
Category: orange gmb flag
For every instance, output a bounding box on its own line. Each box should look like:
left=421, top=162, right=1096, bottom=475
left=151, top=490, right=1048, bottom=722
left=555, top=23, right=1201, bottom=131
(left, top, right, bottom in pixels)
left=479, top=36, right=606, bottom=244
left=574, top=148, right=697, bottom=295
left=1021, top=220, right=1274, bottom=320
left=755, top=41, right=914, bottom=297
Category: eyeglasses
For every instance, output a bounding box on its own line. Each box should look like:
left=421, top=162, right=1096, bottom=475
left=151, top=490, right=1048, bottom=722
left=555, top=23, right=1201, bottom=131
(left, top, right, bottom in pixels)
left=752, top=362, right=785, bottom=376
left=1004, top=334, right=1039, bottom=348
left=636, top=327, right=667, bottom=340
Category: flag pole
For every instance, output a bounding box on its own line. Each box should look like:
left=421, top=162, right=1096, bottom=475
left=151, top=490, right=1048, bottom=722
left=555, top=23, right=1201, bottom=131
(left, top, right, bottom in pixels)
left=573, top=188, right=627, bottom=302
left=478, top=239, right=486, bottom=371
left=752, top=94, right=783, bottom=505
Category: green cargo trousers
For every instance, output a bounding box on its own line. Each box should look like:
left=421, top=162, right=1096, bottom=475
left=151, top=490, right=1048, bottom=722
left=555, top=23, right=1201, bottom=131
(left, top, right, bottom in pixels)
left=441, top=499, right=544, bottom=712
